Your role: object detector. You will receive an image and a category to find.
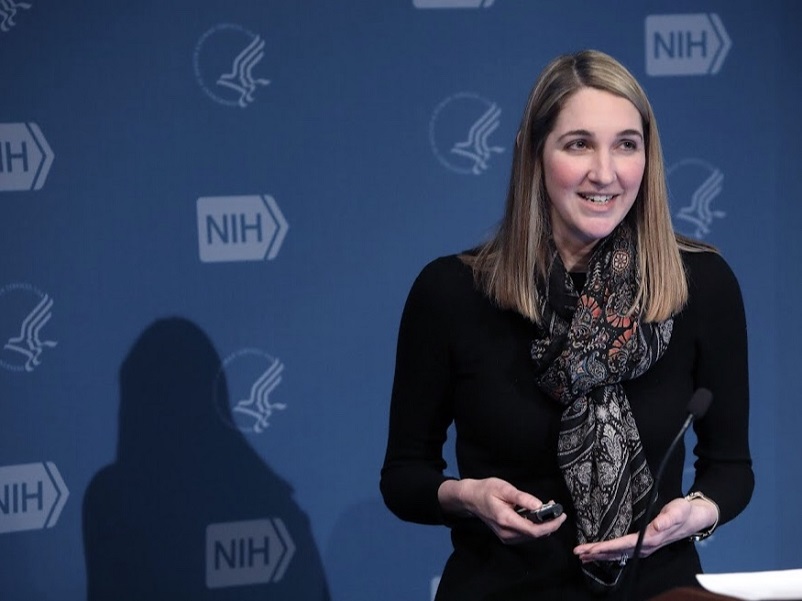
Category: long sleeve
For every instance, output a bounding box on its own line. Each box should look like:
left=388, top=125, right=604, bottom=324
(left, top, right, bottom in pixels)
left=686, top=251, right=754, bottom=524
left=380, top=258, right=457, bottom=525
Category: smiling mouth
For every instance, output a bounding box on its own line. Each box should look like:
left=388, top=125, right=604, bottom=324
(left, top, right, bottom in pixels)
left=578, top=193, right=616, bottom=204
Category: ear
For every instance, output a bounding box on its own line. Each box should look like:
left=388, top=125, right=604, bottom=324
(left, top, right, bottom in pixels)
left=516, top=130, right=522, bottom=148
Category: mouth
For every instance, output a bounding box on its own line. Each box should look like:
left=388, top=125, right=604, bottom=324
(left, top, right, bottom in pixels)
left=578, top=193, right=617, bottom=205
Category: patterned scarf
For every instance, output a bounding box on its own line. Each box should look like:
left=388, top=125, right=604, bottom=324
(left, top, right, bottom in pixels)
left=530, top=223, right=673, bottom=591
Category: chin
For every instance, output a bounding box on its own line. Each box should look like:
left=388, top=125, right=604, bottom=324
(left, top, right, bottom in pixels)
left=579, top=226, right=620, bottom=243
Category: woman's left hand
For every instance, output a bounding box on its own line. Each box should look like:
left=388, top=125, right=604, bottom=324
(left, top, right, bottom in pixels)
left=573, top=496, right=717, bottom=564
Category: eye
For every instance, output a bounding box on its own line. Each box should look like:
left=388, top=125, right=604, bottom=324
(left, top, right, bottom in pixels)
left=566, top=139, right=589, bottom=150
left=619, top=139, right=640, bottom=151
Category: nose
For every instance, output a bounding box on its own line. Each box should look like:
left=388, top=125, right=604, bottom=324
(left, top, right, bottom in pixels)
left=588, top=150, right=616, bottom=186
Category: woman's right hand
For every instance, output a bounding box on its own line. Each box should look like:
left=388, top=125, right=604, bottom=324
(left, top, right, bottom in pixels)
left=438, top=477, right=566, bottom=544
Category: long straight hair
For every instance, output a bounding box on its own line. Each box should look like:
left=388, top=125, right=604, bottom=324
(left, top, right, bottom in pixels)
left=465, top=49, right=709, bottom=324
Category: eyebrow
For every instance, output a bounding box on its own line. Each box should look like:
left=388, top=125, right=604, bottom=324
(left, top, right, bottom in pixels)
left=557, top=128, right=644, bottom=140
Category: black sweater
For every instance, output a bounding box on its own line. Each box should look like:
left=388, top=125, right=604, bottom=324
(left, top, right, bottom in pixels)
left=381, top=250, right=753, bottom=601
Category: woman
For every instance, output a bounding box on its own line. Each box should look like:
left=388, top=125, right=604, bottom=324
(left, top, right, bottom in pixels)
left=380, top=50, right=753, bottom=600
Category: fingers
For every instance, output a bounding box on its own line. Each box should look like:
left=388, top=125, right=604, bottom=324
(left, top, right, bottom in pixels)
left=464, top=479, right=566, bottom=544
left=651, top=498, right=692, bottom=534
left=574, top=497, right=704, bottom=563
left=496, top=510, right=567, bottom=544
left=576, top=528, right=664, bottom=563
left=574, top=505, right=687, bottom=563
left=574, top=533, right=638, bottom=564
left=499, top=496, right=567, bottom=543
left=512, top=492, right=547, bottom=512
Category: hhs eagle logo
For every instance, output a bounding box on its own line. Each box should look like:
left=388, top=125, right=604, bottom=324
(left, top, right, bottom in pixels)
left=429, top=92, right=504, bottom=175
left=0, top=282, right=57, bottom=373
left=214, top=348, right=287, bottom=434
left=0, top=0, right=32, bottom=33
left=194, top=23, right=271, bottom=108
left=668, top=158, right=726, bottom=239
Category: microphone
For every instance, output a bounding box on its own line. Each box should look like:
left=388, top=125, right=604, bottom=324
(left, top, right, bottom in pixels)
left=622, top=388, right=713, bottom=599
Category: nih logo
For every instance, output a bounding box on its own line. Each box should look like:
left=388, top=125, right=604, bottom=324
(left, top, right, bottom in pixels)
left=0, top=123, right=54, bottom=192
left=206, top=518, right=295, bottom=588
left=646, top=14, right=731, bottom=76
left=0, top=462, right=69, bottom=534
left=197, top=195, right=289, bottom=263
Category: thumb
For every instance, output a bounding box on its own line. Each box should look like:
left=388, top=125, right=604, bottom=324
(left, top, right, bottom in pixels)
left=652, top=504, right=681, bottom=532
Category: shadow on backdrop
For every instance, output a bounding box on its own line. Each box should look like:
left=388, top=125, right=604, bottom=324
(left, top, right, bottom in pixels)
left=82, top=317, right=330, bottom=600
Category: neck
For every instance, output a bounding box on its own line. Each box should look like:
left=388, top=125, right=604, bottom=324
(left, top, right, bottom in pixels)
left=552, top=230, right=608, bottom=272
left=557, top=245, right=594, bottom=272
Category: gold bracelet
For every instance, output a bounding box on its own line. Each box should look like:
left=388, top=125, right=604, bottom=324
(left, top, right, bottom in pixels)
left=685, top=491, right=720, bottom=541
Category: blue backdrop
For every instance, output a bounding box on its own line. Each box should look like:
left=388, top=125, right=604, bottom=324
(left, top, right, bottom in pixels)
left=1, top=1, right=800, bottom=599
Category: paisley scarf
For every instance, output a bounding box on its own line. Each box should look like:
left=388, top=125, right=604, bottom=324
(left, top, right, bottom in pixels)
left=531, top=223, right=673, bottom=591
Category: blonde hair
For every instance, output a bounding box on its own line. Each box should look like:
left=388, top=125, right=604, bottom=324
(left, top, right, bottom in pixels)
left=466, top=49, right=708, bottom=324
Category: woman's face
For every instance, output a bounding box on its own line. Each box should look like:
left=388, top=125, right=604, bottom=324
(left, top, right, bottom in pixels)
left=542, top=87, right=645, bottom=270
